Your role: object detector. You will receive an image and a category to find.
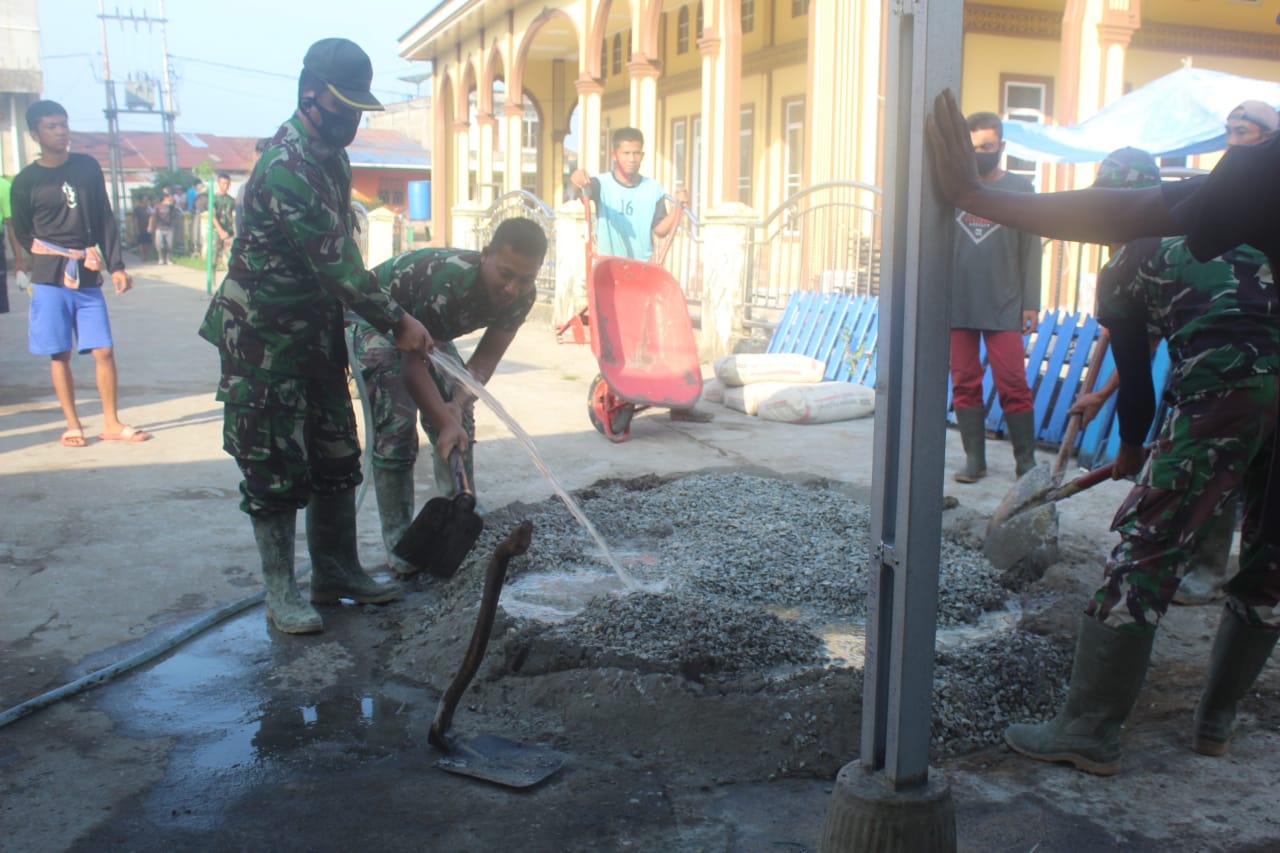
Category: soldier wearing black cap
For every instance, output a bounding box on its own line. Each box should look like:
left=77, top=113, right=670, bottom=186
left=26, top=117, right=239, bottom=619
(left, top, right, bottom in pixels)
left=199, top=38, right=437, bottom=635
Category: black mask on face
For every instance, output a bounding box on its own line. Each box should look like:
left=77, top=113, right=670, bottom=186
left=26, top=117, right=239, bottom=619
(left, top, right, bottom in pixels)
left=974, top=150, right=1001, bottom=176
left=301, top=96, right=361, bottom=149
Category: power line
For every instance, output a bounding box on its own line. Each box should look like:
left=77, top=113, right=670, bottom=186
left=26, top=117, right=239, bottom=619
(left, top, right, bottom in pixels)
left=171, top=54, right=415, bottom=98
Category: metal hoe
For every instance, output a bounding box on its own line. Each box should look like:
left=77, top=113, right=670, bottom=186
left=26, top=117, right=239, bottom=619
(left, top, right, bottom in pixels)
left=428, top=520, right=567, bottom=789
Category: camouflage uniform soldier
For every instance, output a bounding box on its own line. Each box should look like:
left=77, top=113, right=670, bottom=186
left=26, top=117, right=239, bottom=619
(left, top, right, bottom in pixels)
left=1005, top=148, right=1280, bottom=774
left=351, top=218, right=548, bottom=575
left=198, top=38, right=435, bottom=634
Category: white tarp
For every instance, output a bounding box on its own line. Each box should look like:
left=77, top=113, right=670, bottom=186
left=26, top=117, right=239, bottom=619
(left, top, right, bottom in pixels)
left=1002, top=67, right=1280, bottom=164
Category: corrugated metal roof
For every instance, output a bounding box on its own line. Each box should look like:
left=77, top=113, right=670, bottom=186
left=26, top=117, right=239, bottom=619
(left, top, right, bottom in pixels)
left=347, top=128, right=432, bottom=169
left=70, top=126, right=431, bottom=174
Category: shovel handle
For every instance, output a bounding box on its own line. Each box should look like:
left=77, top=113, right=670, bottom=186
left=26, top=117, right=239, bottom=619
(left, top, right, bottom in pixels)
left=1052, top=330, right=1111, bottom=482
left=1049, top=462, right=1115, bottom=501
left=449, top=448, right=475, bottom=512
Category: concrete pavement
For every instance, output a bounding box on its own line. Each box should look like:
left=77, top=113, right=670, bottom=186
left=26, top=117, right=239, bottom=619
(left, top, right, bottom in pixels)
left=2, top=259, right=1276, bottom=851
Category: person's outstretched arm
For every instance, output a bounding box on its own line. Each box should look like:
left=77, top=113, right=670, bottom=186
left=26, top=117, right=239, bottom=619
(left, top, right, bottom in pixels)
left=927, top=89, right=1180, bottom=244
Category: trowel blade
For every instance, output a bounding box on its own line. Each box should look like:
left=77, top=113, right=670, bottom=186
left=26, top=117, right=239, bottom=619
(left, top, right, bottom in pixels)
left=435, top=732, right=566, bottom=789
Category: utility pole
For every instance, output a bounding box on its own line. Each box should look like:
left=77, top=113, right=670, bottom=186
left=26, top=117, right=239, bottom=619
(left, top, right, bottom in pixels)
left=97, top=1, right=180, bottom=226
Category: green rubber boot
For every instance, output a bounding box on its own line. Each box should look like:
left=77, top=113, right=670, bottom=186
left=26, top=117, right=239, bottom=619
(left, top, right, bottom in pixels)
left=1004, top=616, right=1154, bottom=775
left=307, top=488, right=402, bottom=605
left=1005, top=409, right=1038, bottom=478
left=372, top=466, right=417, bottom=577
left=953, top=406, right=987, bottom=483
left=1173, top=498, right=1237, bottom=606
left=1193, top=605, right=1279, bottom=756
left=252, top=511, right=323, bottom=634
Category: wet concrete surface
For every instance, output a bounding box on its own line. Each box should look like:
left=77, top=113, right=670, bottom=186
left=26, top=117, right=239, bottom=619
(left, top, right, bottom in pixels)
left=4, top=261, right=1280, bottom=851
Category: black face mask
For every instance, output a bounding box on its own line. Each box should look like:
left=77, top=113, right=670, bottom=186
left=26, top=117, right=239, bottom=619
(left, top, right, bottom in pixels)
left=301, top=97, right=361, bottom=149
left=974, top=150, right=1001, bottom=176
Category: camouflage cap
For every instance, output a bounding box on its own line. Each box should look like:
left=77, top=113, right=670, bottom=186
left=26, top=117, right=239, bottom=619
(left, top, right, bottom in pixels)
left=303, top=38, right=384, bottom=112
left=1093, top=147, right=1161, bottom=190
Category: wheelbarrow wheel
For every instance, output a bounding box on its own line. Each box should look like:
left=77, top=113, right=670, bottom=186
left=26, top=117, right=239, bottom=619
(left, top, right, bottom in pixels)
left=587, top=374, right=634, bottom=443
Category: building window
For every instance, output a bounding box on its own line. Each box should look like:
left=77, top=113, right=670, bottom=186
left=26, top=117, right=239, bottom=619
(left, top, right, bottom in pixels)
left=696, top=2, right=704, bottom=40
left=783, top=98, right=805, bottom=200
left=671, top=117, right=687, bottom=191
left=1001, top=76, right=1052, bottom=189
left=677, top=7, right=690, bottom=54
left=522, top=105, right=539, bottom=151
left=792, top=0, right=809, bottom=16
left=739, top=105, right=754, bottom=207
left=742, top=0, right=755, bottom=34
left=612, top=34, right=623, bottom=76
left=601, top=40, right=608, bottom=80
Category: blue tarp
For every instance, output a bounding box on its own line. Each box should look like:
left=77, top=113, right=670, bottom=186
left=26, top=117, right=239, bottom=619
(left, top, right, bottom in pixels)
left=1002, top=67, right=1280, bottom=164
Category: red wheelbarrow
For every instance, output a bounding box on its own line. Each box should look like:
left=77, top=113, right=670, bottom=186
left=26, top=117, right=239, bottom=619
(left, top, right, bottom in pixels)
left=568, top=195, right=703, bottom=442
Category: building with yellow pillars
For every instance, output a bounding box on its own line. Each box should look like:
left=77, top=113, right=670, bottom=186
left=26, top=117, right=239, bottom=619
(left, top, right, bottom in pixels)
left=396, top=1, right=1279, bottom=347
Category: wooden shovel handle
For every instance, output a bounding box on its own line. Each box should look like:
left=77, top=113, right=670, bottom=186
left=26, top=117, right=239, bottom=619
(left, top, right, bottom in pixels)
left=1052, top=329, right=1112, bottom=481
left=1048, top=462, right=1115, bottom=502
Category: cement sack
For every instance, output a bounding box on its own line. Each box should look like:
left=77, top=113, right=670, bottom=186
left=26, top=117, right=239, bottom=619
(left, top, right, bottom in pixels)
left=757, top=382, right=876, bottom=424
left=714, top=353, right=826, bottom=387
left=723, top=381, right=794, bottom=416
left=702, top=377, right=725, bottom=404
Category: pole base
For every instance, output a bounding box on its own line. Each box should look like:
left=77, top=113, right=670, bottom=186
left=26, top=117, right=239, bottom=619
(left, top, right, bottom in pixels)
left=821, top=762, right=955, bottom=852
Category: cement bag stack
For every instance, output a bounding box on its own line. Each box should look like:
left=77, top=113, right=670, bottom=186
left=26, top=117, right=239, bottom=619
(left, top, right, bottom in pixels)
left=713, top=353, right=875, bottom=424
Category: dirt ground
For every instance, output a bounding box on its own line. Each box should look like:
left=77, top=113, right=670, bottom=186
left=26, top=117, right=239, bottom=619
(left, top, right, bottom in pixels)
left=3, top=264, right=1280, bottom=852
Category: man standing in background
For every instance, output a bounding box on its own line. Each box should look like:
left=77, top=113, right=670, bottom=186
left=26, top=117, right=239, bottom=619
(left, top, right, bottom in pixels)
left=10, top=99, right=151, bottom=447
left=949, top=111, right=1041, bottom=483
left=569, top=127, right=711, bottom=423
left=211, top=173, right=235, bottom=270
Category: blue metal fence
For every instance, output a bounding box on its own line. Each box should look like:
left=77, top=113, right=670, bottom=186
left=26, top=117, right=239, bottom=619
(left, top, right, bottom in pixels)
left=766, top=292, right=1169, bottom=469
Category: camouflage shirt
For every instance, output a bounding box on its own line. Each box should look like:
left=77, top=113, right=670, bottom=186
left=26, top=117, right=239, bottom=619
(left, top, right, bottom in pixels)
left=198, top=115, right=404, bottom=378
left=352, top=248, right=535, bottom=346
left=1097, top=236, right=1280, bottom=400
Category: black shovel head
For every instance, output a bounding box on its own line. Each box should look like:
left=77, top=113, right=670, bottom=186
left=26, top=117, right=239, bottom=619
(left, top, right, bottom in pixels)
left=435, top=732, right=566, bottom=789
left=393, top=493, right=485, bottom=579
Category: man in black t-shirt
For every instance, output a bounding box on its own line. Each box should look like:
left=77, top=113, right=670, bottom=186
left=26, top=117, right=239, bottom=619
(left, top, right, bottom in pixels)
left=927, top=88, right=1280, bottom=772
left=10, top=100, right=151, bottom=447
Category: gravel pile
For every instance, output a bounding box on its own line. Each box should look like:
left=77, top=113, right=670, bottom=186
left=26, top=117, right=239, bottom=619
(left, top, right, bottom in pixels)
left=492, top=472, right=1009, bottom=626
left=443, top=472, right=1072, bottom=755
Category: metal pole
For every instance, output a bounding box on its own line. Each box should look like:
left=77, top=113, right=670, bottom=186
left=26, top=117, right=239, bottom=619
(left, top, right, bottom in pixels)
left=98, top=0, right=124, bottom=234
left=822, top=1, right=962, bottom=848
left=158, top=0, right=178, bottom=172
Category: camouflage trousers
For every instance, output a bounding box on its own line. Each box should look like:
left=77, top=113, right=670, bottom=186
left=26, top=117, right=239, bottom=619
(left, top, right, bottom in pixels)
left=1089, top=376, right=1280, bottom=630
left=217, top=360, right=361, bottom=516
left=351, top=326, right=476, bottom=484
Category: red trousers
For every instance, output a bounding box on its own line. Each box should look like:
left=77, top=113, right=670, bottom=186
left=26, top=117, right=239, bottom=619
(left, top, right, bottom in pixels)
left=950, top=329, right=1033, bottom=413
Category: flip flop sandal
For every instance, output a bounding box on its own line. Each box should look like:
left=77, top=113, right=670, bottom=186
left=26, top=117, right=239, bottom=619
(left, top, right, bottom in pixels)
left=98, top=425, right=152, bottom=442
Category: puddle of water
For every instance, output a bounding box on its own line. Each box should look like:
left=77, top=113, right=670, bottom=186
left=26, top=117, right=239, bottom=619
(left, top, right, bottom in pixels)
left=430, top=351, right=638, bottom=590
left=97, top=609, right=433, bottom=831
left=778, top=598, right=1024, bottom=668
left=504, top=562, right=669, bottom=623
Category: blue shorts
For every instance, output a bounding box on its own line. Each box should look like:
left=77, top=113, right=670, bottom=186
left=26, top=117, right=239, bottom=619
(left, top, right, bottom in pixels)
left=28, top=284, right=114, bottom=355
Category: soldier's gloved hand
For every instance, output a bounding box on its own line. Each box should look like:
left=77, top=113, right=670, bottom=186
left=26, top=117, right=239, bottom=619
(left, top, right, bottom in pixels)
left=926, top=89, right=982, bottom=208
left=392, top=313, right=435, bottom=357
